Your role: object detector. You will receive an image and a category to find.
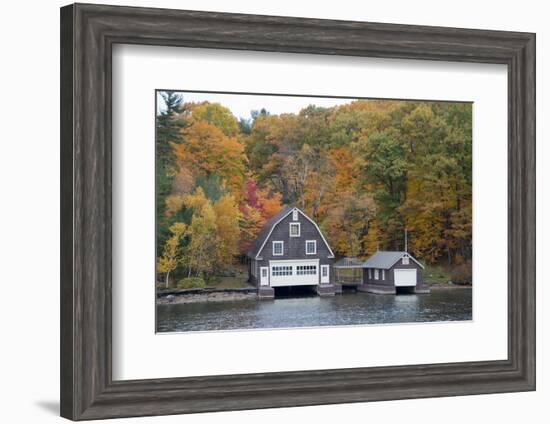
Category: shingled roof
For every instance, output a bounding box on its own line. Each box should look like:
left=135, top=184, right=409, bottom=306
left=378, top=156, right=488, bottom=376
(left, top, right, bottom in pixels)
left=363, top=251, right=424, bottom=269
left=246, top=207, right=293, bottom=258
left=247, top=207, right=335, bottom=259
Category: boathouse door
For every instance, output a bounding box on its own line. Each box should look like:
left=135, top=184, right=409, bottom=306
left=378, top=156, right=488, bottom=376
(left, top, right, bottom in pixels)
left=394, top=269, right=417, bottom=287
left=269, top=259, right=319, bottom=287
left=260, top=267, right=269, bottom=286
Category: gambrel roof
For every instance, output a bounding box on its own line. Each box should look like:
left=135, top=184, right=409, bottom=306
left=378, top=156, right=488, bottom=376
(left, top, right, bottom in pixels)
left=362, top=251, right=425, bottom=269
left=246, top=207, right=335, bottom=259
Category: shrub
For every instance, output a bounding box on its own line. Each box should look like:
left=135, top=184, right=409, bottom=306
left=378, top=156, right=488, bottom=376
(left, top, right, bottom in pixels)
left=451, top=261, right=472, bottom=285
left=176, top=277, right=206, bottom=289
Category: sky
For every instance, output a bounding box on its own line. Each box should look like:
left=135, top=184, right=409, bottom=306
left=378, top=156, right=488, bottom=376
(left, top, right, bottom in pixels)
left=156, top=90, right=359, bottom=121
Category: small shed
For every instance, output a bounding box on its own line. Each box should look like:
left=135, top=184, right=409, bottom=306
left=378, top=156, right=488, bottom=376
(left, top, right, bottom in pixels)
left=359, top=251, right=430, bottom=294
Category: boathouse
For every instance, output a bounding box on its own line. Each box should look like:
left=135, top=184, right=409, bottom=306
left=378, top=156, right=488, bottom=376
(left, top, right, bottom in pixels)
left=359, top=251, right=430, bottom=294
left=247, top=207, right=336, bottom=298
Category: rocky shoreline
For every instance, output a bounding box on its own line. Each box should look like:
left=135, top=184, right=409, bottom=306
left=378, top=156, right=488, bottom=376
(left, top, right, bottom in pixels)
left=157, top=288, right=257, bottom=304
left=156, top=282, right=471, bottom=305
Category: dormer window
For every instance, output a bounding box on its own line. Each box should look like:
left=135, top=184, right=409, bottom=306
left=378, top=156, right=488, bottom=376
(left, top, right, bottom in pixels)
left=289, top=222, right=300, bottom=237
left=402, top=256, right=409, bottom=265
left=292, top=209, right=298, bottom=221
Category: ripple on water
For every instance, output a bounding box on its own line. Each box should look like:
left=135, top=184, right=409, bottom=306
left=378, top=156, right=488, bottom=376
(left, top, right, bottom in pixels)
left=157, top=289, right=472, bottom=333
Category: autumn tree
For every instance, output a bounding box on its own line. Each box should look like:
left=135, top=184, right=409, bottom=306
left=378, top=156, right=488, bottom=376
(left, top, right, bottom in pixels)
left=323, top=192, right=375, bottom=257
left=173, top=120, right=246, bottom=196
left=188, top=102, right=240, bottom=136
left=213, top=193, right=241, bottom=267
left=238, top=180, right=282, bottom=254
left=156, top=94, right=472, bottom=272
left=157, top=222, right=187, bottom=288
left=156, top=91, right=187, bottom=256
left=182, top=188, right=218, bottom=278
left=400, top=103, right=472, bottom=263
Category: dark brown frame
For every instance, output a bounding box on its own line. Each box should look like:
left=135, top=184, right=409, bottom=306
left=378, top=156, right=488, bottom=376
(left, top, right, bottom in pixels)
left=60, top=3, right=536, bottom=421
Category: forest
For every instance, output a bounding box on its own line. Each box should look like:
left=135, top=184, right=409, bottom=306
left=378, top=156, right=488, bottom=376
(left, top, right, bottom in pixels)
left=156, top=91, right=472, bottom=287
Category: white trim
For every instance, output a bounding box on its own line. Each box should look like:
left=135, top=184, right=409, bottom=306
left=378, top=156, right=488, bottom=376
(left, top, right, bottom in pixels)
left=269, top=259, right=319, bottom=265
left=364, top=253, right=425, bottom=270
left=382, top=269, right=385, bottom=280
left=394, top=268, right=417, bottom=287
left=260, top=267, right=269, bottom=286
left=253, top=208, right=335, bottom=259
left=292, top=210, right=298, bottom=221
left=402, top=256, right=410, bottom=265
left=305, top=240, right=317, bottom=255
left=296, top=209, right=335, bottom=258
left=272, top=240, right=284, bottom=256
left=320, top=264, right=330, bottom=284
left=268, top=259, right=320, bottom=287
left=398, top=253, right=424, bottom=269
left=374, top=269, right=379, bottom=280
left=289, top=222, right=301, bottom=237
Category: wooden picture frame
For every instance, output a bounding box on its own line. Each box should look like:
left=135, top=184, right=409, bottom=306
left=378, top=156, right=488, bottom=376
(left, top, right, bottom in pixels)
left=60, top=3, right=536, bottom=420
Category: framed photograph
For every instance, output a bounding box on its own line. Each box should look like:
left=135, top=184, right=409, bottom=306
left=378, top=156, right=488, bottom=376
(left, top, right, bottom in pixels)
left=60, top=3, right=535, bottom=420
left=153, top=90, right=472, bottom=333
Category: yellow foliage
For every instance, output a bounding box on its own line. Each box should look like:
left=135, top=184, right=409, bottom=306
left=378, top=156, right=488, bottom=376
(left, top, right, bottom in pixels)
left=164, top=194, right=185, bottom=217
left=188, top=102, right=239, bottom=136
left=213, top=193, right=241, bottom=265
left=157, top=222, right=187, bottom=287
left=173, top=121, right=246, bottom=196
left=238, top=204, right=265, bottom=254
left=184, top=193, right=218, bottom=277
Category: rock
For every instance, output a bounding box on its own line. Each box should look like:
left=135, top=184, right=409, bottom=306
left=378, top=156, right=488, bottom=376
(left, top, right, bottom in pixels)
left=166, top=295, right=175, bottom=302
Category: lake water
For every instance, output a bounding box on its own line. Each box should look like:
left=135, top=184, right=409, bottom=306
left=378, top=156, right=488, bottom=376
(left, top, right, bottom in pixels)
left=156, top=288, right=472, bottom=333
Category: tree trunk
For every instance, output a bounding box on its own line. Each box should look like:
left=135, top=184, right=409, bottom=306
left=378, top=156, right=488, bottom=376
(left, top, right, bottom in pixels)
left=165, top=270, right=171, bottom=289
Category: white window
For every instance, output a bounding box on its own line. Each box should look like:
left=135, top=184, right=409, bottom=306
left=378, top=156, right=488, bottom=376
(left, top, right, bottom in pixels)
left=272, top=241, right=284, bottom=256
left=272, top=266, right=292, bottom=276
left=374, top=269, right=379, bottom=280
left=289, top=222, right=300, bottom=237
left=382, top=269, right=385, bottom=280
left=261, top=268, right=268, bottom=278
left=368, top=269, right=372, bottom=279
left=296, top=265, right=317, bottom=275
left=402, top=256, right=410, bottom=265
left=292, top=209, right=298, bottom=221
left=306, top=240, right=317, bottom=255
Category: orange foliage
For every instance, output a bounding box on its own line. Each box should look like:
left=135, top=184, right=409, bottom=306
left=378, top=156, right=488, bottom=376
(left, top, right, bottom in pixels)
left=172, top=121, right=246, bottom=196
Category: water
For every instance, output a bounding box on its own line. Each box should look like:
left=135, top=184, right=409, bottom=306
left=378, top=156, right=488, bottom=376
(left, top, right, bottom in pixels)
left=156, top=288, right=472, bottom=333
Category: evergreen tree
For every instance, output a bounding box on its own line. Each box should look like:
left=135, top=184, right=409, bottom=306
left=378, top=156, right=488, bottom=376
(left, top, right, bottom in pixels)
left=156, top=91, right=186, bottom=256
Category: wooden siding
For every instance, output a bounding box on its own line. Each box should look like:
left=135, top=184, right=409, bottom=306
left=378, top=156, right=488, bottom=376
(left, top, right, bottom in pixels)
left=363, top=257, right=423, bottom=288
left=253, top=211, right=333, bottom=285
left=257, top=212, right=331, bottom=260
